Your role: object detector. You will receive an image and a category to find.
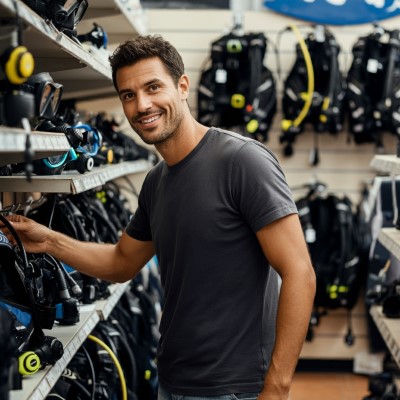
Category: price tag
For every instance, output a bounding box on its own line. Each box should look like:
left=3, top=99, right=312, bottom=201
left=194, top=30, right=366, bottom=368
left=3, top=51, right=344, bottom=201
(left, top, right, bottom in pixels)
left=30, top=390, right=43, bottom=400
left=367, top=59, right=379, bottom=73
left=37, top=379, right=51, bottom=396
left=215, top=69, right=227, bottom=84
left=305, top=227, right=316, bottom=243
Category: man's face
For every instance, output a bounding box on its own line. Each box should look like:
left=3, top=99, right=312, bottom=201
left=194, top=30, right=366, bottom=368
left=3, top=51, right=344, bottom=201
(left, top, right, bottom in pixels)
left=116, top=57, right=188, bottom=145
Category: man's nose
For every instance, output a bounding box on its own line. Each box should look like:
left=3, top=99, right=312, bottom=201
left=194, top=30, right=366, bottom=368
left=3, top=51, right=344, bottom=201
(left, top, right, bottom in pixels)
left=137, top=93, right=152, bottom=112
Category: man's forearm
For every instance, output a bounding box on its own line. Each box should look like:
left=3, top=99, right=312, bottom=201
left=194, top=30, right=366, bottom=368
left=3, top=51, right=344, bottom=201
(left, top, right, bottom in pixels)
left=48, top=230, right=130, bottom=283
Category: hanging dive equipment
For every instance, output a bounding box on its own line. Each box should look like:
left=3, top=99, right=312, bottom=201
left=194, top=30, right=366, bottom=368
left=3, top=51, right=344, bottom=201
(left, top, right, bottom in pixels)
left=197, top=27, right=277, bottom=142
left=280, top=24, right=314, bottom=157
left=295, top=186, right=362, bottom=346
left=347, top=25, right=400, bottom=154
left=280, top=25, right=345, bottom=162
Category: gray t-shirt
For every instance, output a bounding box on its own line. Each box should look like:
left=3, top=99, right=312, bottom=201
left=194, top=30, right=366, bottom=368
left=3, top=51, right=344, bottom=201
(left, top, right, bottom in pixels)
left=126, top=128, right=298, bottom=396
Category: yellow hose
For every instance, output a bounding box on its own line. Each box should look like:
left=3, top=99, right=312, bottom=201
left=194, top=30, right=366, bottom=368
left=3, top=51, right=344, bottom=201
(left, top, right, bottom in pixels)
left=88, top=334, right=127, bottom=400
left=285, top=24, right=315, bottom=129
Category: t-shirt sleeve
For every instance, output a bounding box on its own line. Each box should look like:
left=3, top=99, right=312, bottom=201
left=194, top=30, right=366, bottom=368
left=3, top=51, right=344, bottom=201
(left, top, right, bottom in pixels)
left=125, top=178, right=153, bottom=241
left=231, top=141, right=298, bottom=232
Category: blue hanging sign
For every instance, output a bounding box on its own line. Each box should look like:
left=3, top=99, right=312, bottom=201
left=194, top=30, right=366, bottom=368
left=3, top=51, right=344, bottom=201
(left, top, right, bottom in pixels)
left=263, top=0, right=400, bottom=25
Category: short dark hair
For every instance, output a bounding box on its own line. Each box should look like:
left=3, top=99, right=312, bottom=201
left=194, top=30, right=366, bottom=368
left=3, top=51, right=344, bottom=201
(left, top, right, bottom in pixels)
left=109, top=35, right=185, bottom=91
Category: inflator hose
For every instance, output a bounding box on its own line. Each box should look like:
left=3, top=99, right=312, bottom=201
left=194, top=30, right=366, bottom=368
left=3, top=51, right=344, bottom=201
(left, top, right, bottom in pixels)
left=281, top=24, right=315, bottom=132
left=88, top=334, right=127, bottom=400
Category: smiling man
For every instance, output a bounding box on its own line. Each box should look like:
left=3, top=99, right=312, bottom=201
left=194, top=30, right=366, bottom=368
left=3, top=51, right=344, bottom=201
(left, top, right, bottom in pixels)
left=2, top=35, right=315, bottom=400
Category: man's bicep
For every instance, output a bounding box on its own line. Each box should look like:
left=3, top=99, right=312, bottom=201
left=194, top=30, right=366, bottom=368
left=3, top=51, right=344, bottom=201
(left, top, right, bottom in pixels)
left=117, top=231, right=155, bottom=277
left=256, top=213, right=312, bottom=277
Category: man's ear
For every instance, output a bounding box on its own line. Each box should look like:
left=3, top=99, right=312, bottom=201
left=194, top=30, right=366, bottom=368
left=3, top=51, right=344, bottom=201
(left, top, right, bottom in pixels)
left=178, top=75, right=189, bottom=100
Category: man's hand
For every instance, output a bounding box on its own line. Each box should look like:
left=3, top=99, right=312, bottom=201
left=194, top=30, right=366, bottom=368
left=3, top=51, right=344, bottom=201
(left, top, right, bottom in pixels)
left=0, top=214, right=52, bottom=254
left=257, top=376, right=291, bottom=400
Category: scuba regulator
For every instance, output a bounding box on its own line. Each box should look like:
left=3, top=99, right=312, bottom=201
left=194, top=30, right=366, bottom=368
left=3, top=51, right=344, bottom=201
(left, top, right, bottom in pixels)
left=0, top=215, right=64, bottom=376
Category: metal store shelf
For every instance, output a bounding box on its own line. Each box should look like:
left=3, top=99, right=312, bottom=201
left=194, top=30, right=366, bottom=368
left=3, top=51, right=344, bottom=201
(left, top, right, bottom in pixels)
left=0, top=0, right=112, bottom=98
left=0, top=128, right=70, bottom=166
left=370, top=155, right=400, bottom=175
left=370, top=306, right=400, bottom=368
left=378, top=228, right=400, bottom=262
left=10, top=306, right=100, bottom=400
left=0, top=160, right=152, bottom=193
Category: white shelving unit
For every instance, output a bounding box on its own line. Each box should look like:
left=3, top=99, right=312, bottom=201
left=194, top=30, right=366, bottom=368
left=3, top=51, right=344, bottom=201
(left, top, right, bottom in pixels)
left=0, top=128, right=71, bottom=166
left=0, top=0, right=111, bottom=96
left=370, top=154, right=400, bottom=368
left=0, top=160, right=152, bottom=193
left=10, top=306, right=100, bottom=400
left=370, top=155, right=400, bottom=175
left=82, top=0, right=147, bottom=41
left=378, top=228, right=400, bottom=262
left=0, top=0, right=147, bottom=99
left=370, top=306, right=400, bottom=368
left=1, top=1, right=150, bottom=399
left=9, top=278, right=135, bottom=400
left=96, top=281, right=131, bottom=321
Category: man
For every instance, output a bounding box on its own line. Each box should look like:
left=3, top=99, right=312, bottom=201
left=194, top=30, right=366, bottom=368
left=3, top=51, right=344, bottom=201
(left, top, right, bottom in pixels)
left=2, top=35, right=316, bottom=400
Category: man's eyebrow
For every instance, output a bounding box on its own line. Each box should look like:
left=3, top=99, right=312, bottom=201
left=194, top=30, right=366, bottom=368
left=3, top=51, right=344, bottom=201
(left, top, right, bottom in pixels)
left=118, top=88, right=132, bottom=96
left=118, top=79, right=162, bottom=96
left=144, top=78, right=162, bottom=87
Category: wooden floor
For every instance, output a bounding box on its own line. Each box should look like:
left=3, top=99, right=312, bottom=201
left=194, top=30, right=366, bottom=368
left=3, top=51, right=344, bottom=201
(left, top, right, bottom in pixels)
left=290, top=372, right=369, bottom=400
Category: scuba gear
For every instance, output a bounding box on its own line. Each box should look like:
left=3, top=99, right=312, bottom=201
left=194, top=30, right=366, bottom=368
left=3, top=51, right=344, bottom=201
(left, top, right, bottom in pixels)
left=77, top=23, right=108, bottom=50
left=0, top=307, right=20, bottom=397
left=280, top=25, right=346, bottom=160
left=197, top=31, right=277, bottom=142
left=21, top=0, right=88, bottom=40
left=91, top=113, right=159, bottom=165
left=21, top=72, right=63, bottom=121
left=6, top=74, right=100, bottom=176
left=29, top=253, right=80, bottom=325
left=0, top=72, right=61, bottom=129
left=1, top=44, right=34, bottom=86
left=0, top=214, right=64, bottom=374
left=0, top=2, right=35, bottom=127
left=347, top=25, right=400, bottom=151
left=280, top=24, right=314, bottom=157
left=0, top=1, right=34, bottom=85
left=0, top=82, right=35, bottom=127
left=295, top=186, right=362, bottom=346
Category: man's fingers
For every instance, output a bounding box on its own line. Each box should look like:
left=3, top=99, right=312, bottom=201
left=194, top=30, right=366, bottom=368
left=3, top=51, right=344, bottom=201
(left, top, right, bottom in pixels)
left=5, top=214, right=25, bottom=222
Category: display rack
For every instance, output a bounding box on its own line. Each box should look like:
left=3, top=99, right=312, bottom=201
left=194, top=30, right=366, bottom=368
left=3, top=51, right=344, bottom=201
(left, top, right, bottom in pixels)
left=2, top=2, right=150, bottom=399
left=10, top=306, right=100, bottom=400
left=370, top=155, right=400, bottom=175
left=96, top=281, right=131, bottom=321
left=9, top=278, right=134, bottom=400
left=0, top=160, right=152, bottom=193
left=378, top=228, right=400, bottom=261
left=370, top=306, right=400, bottom=368
left=0, top=0, right=111, bottom=94
left=370, top=154, right=400, bottom=369
left=83, top=0, right=147, bottom=41
left=0, top=128, right=70, bottom=166
left=0, top=0, right=147, bottom=99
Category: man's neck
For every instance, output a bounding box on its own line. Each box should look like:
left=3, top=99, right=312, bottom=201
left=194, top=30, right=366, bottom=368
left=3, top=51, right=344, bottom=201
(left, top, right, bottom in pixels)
left=156, top=118, right=209, bottom=166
